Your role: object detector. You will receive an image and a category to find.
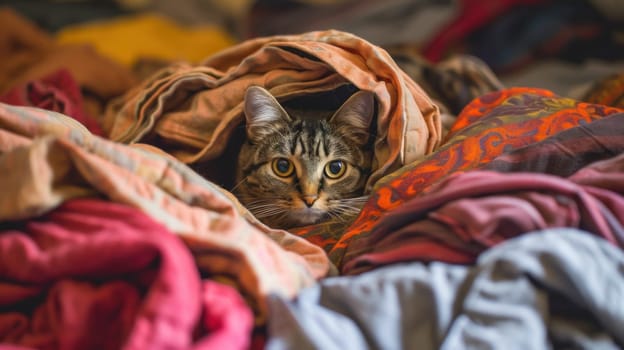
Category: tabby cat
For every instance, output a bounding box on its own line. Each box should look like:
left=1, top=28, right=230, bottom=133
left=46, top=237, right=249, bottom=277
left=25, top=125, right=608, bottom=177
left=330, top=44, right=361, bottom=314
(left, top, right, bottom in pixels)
left=234, top=86, right=375, bottom=229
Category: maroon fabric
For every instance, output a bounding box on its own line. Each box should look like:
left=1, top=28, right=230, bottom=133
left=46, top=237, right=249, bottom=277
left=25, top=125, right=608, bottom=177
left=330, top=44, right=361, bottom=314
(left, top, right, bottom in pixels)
left=422, top=0, right=547, bottom=62
left=482, top=113, right=624, bottom=177
left=0, top=198, right=253, bottom=350
left=343, top=153, right=624, bottom=275
left=0, top=69, right=104, bottom=136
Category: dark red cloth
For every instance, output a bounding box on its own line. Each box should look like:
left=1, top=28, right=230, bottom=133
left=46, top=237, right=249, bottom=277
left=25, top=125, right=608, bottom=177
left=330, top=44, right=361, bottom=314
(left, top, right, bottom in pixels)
left=422, top=0, right=548, bottom=62
left=0, top=69, right=104, bottom=136
left=0, top=198, right=253, bottom=350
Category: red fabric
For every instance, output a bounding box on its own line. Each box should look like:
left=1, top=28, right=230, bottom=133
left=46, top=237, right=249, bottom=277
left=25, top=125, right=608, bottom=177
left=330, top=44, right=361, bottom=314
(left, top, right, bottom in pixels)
left=0, top=69, right=104, bottom=136
left=193, top=281, right=254, bottom=350
left=0, top=198, right=253, bottom=350
left=422, top=0, right=548, bottom=62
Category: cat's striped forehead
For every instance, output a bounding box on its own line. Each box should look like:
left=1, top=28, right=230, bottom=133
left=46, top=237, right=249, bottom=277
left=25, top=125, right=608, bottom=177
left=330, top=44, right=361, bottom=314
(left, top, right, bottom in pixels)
left=264, top=119, right=350, bottom=160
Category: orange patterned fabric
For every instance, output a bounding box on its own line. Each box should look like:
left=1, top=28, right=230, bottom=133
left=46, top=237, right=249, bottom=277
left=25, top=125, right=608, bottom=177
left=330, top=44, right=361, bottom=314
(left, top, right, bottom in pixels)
left=315, top=87, right=624, bottom=269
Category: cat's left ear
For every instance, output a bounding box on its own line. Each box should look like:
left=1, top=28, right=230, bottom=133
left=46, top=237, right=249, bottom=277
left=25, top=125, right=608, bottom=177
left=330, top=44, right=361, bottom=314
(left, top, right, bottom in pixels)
left=244, top=85, right=291, bottom=142
left=329, top=90, right=375, bottom=145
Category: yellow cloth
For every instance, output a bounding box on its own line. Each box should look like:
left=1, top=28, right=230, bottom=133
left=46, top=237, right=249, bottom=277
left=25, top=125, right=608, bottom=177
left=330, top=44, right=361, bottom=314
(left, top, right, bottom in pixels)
left=56, top=13, right=236, bottom=66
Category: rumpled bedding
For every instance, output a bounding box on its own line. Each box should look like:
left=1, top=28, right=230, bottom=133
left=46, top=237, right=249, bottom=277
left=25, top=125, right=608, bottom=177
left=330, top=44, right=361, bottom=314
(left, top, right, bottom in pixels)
left=344, top=138, right=624, bottom=274
left=0, top=198, right=253, bottom=350
left=0, top=7, right=137, bottom=120
left=295, top=87, right=624, bottom=264
left=266, top=229, right=624, bottom=350
left=0, top=102, right=329, bottom=326
left=2, top=6, right=624, bottom=349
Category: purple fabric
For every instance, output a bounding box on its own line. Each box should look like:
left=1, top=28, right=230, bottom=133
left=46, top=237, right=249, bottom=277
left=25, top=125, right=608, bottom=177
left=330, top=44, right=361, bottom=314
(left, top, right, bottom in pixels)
left=483, top=113, right=624, bottom=176
left=343, top=152, right=624, bottom=275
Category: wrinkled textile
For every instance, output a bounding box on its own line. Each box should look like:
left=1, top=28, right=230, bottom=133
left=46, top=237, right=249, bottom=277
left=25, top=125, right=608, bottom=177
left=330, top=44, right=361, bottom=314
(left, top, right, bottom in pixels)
left=194, top=281, right=255, bottom=350
left=0, top=102, right=329, bottom=320
left=299, top=87, right=623, bottom=263
left=103, top=29, right=442, bottom=190
left=0, top=68, right=103, bottom=136
left=0, top=198, right=253, bottom=350
left=267, top=229, right=624, bottom=350
left=343, top=151, right=624, bottom=274
left=0, top=8, right=136, bottom=118
left=462, top=1, right=623, bottom=73
left=484, top=112, right=624, bottom=177
left=421, top=0, right=547, bottom=62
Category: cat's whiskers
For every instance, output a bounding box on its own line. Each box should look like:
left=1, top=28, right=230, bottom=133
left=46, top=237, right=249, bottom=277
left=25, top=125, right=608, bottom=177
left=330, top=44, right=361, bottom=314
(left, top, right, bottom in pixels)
left=230, top=176, right=250, bottom=194
left=234, top=86, right=376, bottom=230
left=328, top=196, right=369, bottom=218
left=245, top=199, right=290, bottom=219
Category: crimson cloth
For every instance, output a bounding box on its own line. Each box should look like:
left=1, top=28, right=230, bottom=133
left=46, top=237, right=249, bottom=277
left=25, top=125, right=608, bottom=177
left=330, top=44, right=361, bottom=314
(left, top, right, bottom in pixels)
left=0, top=69, right=103, bottom=136
left=0, top=198, right=253, bottom=350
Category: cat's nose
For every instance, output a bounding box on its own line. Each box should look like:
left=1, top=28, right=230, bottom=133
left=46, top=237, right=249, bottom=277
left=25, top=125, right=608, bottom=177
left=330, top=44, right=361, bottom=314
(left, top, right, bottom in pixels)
left=302, top=195, right=318, bottom=207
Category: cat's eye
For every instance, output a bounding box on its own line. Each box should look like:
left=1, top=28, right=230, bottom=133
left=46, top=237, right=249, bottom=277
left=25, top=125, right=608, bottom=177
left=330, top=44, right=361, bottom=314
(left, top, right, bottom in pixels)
left=324, top=160, right=346, bottom=179
left=271, top=158, right=294, bottom=177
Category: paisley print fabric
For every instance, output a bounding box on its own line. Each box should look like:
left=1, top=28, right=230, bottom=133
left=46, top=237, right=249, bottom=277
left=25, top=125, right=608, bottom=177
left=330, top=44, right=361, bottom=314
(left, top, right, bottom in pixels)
left=291, top=87, right=624, bottom=268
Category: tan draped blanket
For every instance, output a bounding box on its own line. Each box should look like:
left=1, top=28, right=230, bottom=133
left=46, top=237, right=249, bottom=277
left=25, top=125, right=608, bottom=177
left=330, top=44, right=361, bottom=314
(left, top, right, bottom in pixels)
left=103, top=30, right=442, bottom=190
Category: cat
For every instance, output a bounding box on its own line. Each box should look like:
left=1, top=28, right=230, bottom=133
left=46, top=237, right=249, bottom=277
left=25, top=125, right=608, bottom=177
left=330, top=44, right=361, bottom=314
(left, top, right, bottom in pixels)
left=233, top=85, right=375, bottom=230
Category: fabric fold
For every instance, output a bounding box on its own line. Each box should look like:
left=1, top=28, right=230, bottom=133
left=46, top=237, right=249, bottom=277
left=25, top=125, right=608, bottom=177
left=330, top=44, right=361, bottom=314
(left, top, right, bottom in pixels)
left=0, top=198, right=254, bottom=350
left=0, top=102, right=329, bottom=321
left=103, top=29, right=442, bottom=190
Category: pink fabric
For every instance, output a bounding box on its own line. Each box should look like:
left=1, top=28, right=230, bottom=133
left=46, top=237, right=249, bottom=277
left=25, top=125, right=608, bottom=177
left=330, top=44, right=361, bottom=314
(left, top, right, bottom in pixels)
left=193, top=282, right=254, bottom=350
left=0, top=198, right=253, bottom=350
left=0, top=101, right=328, bottom=319
left=0, top=69, right=103, bottom=136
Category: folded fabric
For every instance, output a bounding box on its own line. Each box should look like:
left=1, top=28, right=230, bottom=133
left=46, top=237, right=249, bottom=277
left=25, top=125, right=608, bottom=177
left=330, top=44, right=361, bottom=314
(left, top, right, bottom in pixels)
left=484, top=112, right=624, bottom=176
left=103, top=29, right=442, bottom=191
left=0, top=68, right=103, bottom=136
left=267, top=229, right=624, bottom=349
left=0, top=8, right=136, bottom=119
left=343, top=149, right=624, bottom=274
left=0, top=198, right=253, bottom=350
left=0, top=102, right=329, bottom=321
left=325, top=87, right=623, bottom=267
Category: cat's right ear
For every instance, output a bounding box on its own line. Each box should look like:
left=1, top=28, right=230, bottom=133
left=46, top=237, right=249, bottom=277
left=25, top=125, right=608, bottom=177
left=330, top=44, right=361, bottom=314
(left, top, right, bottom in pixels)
left=244, top=86, right=291, bottom=142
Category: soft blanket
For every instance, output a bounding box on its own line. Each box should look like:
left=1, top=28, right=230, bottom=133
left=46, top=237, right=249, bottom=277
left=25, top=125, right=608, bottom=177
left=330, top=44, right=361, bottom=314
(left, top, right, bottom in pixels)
left=0, top=102, right=329, bottom=323
left=102, top=29, right=442, bottom=191
left=0, top=198, right=253, bottom=350
left=267, top=229, right=624, bottom=349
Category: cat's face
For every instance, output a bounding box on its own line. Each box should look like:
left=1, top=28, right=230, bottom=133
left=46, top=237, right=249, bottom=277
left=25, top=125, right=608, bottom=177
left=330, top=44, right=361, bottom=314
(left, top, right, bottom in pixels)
left=234, top=86, right=375, bottom=229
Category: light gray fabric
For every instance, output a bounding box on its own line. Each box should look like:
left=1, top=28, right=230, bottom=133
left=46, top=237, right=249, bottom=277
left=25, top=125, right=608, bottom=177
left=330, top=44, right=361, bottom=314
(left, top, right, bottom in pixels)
left=266, top=229, right=624, bottom=350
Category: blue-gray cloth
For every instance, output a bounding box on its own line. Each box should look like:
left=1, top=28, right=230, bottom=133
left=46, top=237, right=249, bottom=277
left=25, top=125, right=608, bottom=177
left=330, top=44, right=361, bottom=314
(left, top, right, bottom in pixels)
left=266, top=229, right=624, bottom=350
